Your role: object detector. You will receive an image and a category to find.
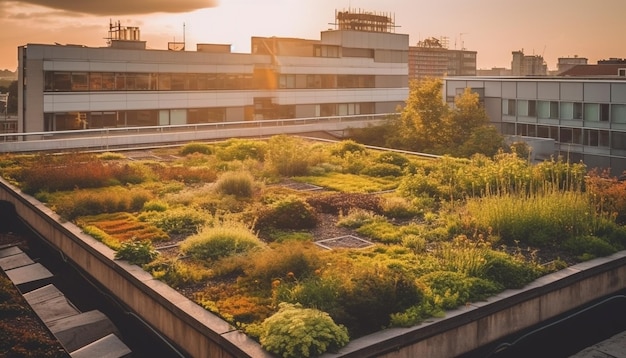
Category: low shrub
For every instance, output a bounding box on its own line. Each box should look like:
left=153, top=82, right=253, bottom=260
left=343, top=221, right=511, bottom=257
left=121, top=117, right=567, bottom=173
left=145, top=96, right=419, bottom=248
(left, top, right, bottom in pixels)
left=272, top=275, right=343, bottom=315
left=215, top=171, right=255, bottom=197
left=336, top=208, right=381, bottom=229
left=153, top=165, right=217, bottom=184
left=180, top=142, right=213, bottom=155
left=53, top=187, right=152, bottom=220
left=138, top=206, right=208, bottom=235
left=418, top=271, right=501, bottom=310
left=142, top=200, right=169, bottom=212
left=562, top=235, right=617, bottom=260
left=216, top=138, right=267, bottom=161
left=19, top=154, right=149, bottom=194
left=145, top=257, right=214, bottom=288
left=356, top=220, right=403, bottom=244
left=265, top=135, right=311, bottom=176
left=97, top=152, right=126, bottom=160
left=242, top=242, right=322, bottom=291
left=336, top=263, right=423, bottom=336
left=330, top=140, right=366, bottom=157
left=180, top=220, right=262, bottom=261
left=482, top=251, right=543, bottom=289
left=307, top=192, right=382, bottom=215
left=374, top=152, right=410, bottom=167
left=298, top=172, right=396, bottom=192
left=260, top=303, right=349, bottom=358
left=360, top=163, right=403, bottom=178
left=381, top=195, right=422, bottom=219
left=398, top=172, right=444, bottom=199
left=255, top=196, right=318, bottom=232
left=267, top=230, right=314, bottom=243
left=115, top=240, right=159, bottom=265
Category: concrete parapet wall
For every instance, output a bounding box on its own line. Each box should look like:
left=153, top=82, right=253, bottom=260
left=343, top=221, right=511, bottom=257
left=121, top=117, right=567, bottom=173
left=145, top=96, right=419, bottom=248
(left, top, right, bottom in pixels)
left=1, top=176, right=626, bottom=358
left=0, top=177, right=271, bottom=358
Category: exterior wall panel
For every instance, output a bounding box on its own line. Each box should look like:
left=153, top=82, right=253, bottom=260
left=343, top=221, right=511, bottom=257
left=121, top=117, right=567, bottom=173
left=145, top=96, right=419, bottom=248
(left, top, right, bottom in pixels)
left=517, top=81, right=537, bottom=99
left=584, top=82, right=611, bottom=102
left=560, top=82, right=583, bottom=101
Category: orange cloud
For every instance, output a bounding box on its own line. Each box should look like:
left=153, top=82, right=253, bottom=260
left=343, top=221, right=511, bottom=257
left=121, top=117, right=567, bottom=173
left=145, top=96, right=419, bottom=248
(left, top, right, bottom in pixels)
left=7, top=0, right=219, bottom=15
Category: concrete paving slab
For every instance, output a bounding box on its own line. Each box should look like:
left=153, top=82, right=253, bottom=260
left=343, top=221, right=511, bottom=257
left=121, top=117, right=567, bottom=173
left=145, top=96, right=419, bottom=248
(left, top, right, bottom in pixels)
left=49, top=310, right=120, bottom=353
left=0, top=245, right=23, bottom=258
left=0, top=252, right=35, bottom=270
left=4, top=262, right=54, bottom=292
left=30, top=292, right=80, bottom=324
left=570, top=331, right=626, bottom=358
left=70, top=333, right=132, bottom=358
left=23, top=284, right=65, bottom=304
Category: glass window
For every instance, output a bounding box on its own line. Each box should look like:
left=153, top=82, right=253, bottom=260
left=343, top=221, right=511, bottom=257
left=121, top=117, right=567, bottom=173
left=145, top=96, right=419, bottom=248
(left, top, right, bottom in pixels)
left=584, top=103, right=599, bottom=122
left=134, top=73, right=151, bottom=90
left=600, top=104, right=609, bottom=122
left=171, top=74, right=186, bottom=90
left=538, top=101, right=558, bottom=119
left=307, top=75, right=322, bottom=88
left=158, top=74, right=171, bottom=90
left=503, top=99, right=516, bottom=115
left=115, top=73, right=126, bottom=90
left=612, top=104, right=626, bottom=123
left=537, top=125, right=550, bottom=138
left=517, top=100, right=528, bottom=116
left=126, top=110, right=157, bottom=126
left=90, top=73, right=103, bottom=90
left=279, top=75, right=296, bottom=89
left=502, top=122, right=515, bottom=135
left=537, top=101, right=550, bottom=119
left=44, top=72, right=54, bottom=91
left=560, top=127, right=573, bottom=143
left=53, top=73, right=72, bottom=91
left=71, top=73, right=88, bottom=91
left=560, top=102, right=573, bottom=120
left=573, top=102, right=583, bottom=119
left=599, top=130, right=610, bottom=147
left=611, top=132, right=626, bottom=150
left=528, top=100, right=536, bottom=117
left=102, top=73, right=115, bottom=90
left=550, top=101, right=559, bottom=119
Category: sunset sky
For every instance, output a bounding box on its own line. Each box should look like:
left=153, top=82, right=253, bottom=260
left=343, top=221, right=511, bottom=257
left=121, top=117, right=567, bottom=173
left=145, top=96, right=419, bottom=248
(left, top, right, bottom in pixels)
left=0, top=0, right=623, bottom=71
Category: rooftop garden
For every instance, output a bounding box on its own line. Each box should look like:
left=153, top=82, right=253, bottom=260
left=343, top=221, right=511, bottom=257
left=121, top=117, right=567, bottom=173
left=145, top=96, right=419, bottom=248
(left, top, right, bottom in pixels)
left=1, top=135, right=625, bottom=358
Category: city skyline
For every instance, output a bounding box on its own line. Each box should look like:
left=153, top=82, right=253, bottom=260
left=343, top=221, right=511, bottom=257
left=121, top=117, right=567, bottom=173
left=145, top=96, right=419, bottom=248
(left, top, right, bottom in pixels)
left=0, top=0, right=623, bottom=71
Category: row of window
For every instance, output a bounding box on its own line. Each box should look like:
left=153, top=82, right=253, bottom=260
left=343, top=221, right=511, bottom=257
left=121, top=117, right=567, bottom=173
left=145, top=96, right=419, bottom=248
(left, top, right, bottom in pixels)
left=503, top=99, right=626, bottom=123
left=503, top=123, right=626, bottom=150
left=43, top=102, right=375, bottom=131
left=44, top=71, right=384, bottom=92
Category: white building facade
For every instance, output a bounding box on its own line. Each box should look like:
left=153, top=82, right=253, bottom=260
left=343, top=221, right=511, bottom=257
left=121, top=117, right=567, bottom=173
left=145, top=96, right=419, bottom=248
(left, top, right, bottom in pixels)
left=17, top=12, right=408, bottom=135
left=444, top=77, right=626, bottom=175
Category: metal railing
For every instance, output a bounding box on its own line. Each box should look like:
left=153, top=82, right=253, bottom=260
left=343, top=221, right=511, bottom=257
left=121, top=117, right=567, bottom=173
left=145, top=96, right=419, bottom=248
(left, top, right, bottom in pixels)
left=0, top=113, right=397, bottom=152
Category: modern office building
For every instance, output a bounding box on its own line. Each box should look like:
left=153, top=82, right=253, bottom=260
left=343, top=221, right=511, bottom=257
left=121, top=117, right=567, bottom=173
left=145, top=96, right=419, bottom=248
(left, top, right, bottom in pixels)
left=444, top=75, right=626, bottom=175
left=16, top=10, right=408, bottom=134
left=408, top=37, right=476, bottom=81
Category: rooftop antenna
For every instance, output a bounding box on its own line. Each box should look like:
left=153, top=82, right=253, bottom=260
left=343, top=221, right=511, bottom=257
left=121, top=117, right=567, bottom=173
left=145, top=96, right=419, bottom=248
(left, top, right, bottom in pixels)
left=168, top=22, right=186, bottom=51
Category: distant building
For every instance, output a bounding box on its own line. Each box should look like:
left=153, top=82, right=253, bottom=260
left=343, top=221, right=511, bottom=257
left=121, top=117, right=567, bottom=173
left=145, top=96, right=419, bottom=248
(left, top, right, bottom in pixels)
left=598, top=58, right=626, bottom=65
left=17, top=10, right=408, bottom=134
left=556, top=56, right=588, bottom=74
left=477, top=67, right=511, bottom=76
left=511, top=50, right=547, bottom=76
left=444, top=74, right=626, bottom=175
left=408, top=37, right=476, bottom=81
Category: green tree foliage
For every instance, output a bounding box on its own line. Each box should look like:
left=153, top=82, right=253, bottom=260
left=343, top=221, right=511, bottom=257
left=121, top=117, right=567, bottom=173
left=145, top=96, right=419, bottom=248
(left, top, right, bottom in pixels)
left=391, top=79, right=504, bottom=158
left=397, top=78, right=450, bottom=152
